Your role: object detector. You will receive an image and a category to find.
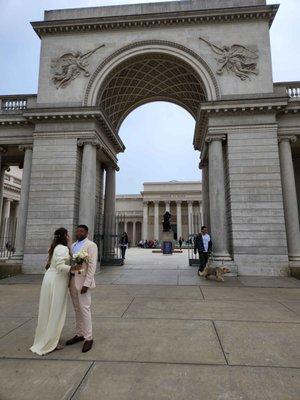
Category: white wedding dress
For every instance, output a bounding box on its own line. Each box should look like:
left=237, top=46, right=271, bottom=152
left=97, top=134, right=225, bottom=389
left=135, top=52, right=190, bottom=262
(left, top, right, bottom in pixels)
left=30, top=244, right=71, bottom=355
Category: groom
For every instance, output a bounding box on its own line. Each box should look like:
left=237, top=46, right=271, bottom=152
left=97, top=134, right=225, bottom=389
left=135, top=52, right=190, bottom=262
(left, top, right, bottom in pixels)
left=66, top=224, right=98, bottom=353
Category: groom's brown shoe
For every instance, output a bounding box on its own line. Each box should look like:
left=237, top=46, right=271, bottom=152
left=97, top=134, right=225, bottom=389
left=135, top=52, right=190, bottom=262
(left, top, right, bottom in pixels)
left=66, top=335, right=84, bottom=345
left=82, top=339, right=93, bottom=353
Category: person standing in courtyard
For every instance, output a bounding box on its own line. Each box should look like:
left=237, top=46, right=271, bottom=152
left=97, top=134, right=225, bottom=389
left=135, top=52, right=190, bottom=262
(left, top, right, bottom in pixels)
left=30, top=228, right=80, bottom=356
left=119, top=231, right=129, bottom=259
left=66, top=225, right=98, bottom=353
left=194, top=226, right=212, bottom=276
left=178, top=237, right=183, bottom=249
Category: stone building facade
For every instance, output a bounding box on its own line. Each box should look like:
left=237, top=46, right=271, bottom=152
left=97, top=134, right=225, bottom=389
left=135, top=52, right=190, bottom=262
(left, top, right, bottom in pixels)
left=0, top=0, right=299, bottom=275
left=0, top=167, right=22, bottom=254
left=116, top=181, right=202, bottom=245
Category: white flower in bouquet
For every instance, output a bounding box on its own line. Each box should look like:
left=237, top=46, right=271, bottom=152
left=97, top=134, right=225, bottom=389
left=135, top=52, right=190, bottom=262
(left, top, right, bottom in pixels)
left=72, top=249, right=89, bottom=274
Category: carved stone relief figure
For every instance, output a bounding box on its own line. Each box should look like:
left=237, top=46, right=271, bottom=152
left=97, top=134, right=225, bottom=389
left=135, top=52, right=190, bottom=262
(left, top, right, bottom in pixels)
left=199, top=37, right=258, bottom=81
left=51, top=44, right=105, bottom=89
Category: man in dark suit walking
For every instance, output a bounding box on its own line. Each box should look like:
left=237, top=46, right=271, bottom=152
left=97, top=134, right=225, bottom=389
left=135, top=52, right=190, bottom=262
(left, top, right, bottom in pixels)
left=194, top=226, right=212, bottom=276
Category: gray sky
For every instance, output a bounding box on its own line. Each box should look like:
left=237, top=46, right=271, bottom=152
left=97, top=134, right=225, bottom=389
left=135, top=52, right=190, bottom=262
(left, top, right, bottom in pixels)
left=0, top=0, right=299, bottom=194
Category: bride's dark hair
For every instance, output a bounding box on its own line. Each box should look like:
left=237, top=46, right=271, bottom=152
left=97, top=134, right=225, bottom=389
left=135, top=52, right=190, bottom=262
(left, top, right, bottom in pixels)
left=47, top=227, right=69, bottom=264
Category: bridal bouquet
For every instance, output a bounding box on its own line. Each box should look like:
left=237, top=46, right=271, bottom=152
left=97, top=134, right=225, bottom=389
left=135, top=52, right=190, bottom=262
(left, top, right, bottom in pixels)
left=72, top=249, right=89, bottom=275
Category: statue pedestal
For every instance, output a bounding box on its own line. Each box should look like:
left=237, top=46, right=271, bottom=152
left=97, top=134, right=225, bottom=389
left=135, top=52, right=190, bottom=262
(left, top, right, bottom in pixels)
left=162, top=231, right=173, bottom=255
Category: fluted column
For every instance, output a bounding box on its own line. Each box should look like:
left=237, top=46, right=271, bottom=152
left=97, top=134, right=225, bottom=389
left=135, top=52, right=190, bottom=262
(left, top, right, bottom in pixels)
left=199, top=202, right=203, bottom=227
left=133, top=221, right=136, bottom=246
left=103, top=165, right=117, bottom=257
left=2, top=198, right=11, bottom=247
left=154, top=201, right=159, bottom=240
left=78, top=139, right=100, bottom=238
left=176, top=201, right=182, bottom=239
left=11, top=145, right=33, bottom=261
left=187, top=201, right=193, bottom=235
left=142, top=202, right=148, bottom=240
left=165, top=201, right=170, bottom=212
left=200, top=159, right=210, bottom=229
left=207, top=135, right=230, bottom=259
left=0, top=147, right=7, bottom=220
left=278, top=136, right=300, bottom=261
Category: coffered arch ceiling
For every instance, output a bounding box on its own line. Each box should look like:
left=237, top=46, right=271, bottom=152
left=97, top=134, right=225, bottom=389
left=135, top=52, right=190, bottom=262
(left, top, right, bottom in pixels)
left=96, top=53, right=207, bottom=131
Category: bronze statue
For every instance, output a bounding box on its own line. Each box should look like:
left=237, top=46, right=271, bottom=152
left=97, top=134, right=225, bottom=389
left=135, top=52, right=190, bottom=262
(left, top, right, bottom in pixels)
left=162, top=211, right=172, bottom=232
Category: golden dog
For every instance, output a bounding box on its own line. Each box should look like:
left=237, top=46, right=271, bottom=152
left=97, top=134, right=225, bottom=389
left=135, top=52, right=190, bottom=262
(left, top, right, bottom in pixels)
left=199, top=265, right=231, bottom=282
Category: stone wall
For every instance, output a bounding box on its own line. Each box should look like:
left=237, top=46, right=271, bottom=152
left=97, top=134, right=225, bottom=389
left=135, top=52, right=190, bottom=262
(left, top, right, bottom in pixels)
left=23, top=136, right=80, bottom=273
left=226, top=123, right=289, bottom=275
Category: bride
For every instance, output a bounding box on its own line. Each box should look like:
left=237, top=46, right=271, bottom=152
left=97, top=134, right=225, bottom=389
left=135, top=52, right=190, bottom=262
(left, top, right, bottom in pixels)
left=30, top=227, right=78, bottom=356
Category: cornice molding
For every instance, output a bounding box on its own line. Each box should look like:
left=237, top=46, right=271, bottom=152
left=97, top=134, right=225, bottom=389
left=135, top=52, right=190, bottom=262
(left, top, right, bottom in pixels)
left=23, top=107, right=125, bottom=153
left=31, top=4, right=278, bottom=38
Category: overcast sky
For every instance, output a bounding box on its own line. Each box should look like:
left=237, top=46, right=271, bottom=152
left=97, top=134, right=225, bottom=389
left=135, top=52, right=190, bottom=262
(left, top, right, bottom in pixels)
left=0, top=0, right=299, bottom=194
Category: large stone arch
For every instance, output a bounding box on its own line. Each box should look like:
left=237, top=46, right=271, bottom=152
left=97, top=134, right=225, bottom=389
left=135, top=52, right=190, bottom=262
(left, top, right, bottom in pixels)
left=84, top=40, right=220, bottom=131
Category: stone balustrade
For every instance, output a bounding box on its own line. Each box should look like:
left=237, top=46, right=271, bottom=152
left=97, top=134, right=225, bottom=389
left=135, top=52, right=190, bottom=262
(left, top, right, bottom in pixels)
left=0, top=95, right=37, bottom=112
left=274, top=82, right=300, bottom=99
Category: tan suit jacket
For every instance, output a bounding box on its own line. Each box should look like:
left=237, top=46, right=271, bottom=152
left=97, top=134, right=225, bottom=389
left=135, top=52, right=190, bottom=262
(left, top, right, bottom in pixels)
left=72, top=238, right=98, bottom=291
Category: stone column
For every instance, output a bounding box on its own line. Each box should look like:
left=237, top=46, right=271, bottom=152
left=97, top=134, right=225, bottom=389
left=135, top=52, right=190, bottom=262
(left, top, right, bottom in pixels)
left=78, top=139, right=100, bottom=238
left=187, top=201, right=194, bottom=235
left=0, top=147, right=7, bottom=220
left=199, top=202, right=203, bottom=227
left=207, top=135, right=230, bottom=260
left=133, top=221, right=136, bottom=246
left=200, top=159, right=210, bottom=229
left=103, top=165, right=117, bottom=257
left=142, top=202, right=148, bottom=240
left=176, top=201, right=182, bottom=239
left=154, top=201, right=159, bottom=240
left=2, top=198, right=11, bottom=247
left=10, top=145, right=33, bottom=260
left=278, top=136, right=300, bottom=261
left=165, top=201, right=170, bottom=212
left=124, top=220, right=128, bottom=234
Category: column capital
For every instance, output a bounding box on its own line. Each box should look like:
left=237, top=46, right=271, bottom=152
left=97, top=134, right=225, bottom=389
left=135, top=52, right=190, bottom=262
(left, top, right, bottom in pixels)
left=278, top=135, right=297, bottom=144
left=19, top=144, right=33, bottom=152
left=77, top=138, right=101, bottom=149
left=0, top=146, right=7, bottom=154
left=187, top=200, right=193, bottom=206
left=205, top=134, right=226, bottom=143
left=176, top=200, right=182, bottom=205
left=1, top=164, right=10, bottom=172
left=153, top=200, right=159, bottom=205
left=143, top=201, right=148, bottom=206
left=105, top=162, right=119, bottom=172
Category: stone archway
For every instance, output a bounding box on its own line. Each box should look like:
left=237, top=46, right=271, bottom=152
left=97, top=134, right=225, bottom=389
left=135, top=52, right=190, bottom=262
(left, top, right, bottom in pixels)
left=90, top=43, right=217, bottom=264
left=1, top=0, right=298, bottom=276
left=85, top=40, right=220, bottom=110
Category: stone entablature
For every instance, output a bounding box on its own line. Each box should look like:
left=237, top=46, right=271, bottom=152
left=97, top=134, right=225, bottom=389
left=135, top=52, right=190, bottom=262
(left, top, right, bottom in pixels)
left=31, top=1, right=277, bottom=38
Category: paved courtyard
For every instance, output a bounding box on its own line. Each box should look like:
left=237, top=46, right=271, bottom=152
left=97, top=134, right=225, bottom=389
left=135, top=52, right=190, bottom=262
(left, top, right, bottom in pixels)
left=0, top=248, right=300, bottom=399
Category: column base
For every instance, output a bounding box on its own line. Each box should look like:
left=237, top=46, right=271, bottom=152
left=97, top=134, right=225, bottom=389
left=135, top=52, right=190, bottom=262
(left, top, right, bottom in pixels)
left=289, top=265, right=300, bottom=279
left=7, top=253, right=23, bottom=263
left=212, top=253, right=232, bottom=262
left=288, top=255, right=300, bottom=262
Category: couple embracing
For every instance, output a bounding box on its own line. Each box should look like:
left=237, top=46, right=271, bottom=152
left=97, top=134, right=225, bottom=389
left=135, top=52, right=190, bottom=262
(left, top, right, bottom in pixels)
left=30, top=224, right=98, bottom=356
